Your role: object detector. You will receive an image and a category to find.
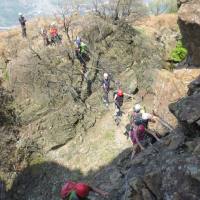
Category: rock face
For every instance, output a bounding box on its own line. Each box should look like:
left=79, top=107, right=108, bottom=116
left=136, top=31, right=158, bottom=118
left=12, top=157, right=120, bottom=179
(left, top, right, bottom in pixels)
left=188, top=75, right=200, bottom=95
left=169, top=75, right=200, bottom=136
left=177, top=0, right=191, bottom=8
left=178, top=0, right=200, bottom=66
left=0, top=87, right=20, bottom=188
left=117, top=132, right=200, bottom=200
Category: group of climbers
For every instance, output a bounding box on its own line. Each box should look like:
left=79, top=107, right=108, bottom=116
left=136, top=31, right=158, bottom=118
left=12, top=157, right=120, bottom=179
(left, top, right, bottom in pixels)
left=18, top=13, right=62, bottom=45
left=49, top=22, right=62, bottom=44
left=128, top=104, right=161, bottom=158
left=18, top=13, right=90, bottom=77
left=41, top=22, right=62, bottom=45
left=17, top=12, right=164, bottom=199
left=100, top=72, right=162, bottom=158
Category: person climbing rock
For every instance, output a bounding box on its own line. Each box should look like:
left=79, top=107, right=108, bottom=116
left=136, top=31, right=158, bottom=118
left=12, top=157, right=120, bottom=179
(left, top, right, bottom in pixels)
left=114, top=89, right=124, bottom=124
left=80, top=41, right=89, bottom=72
left=75, top=36, right=81, bottom=49
left=141, top=112, right=161, bottom=144
left=102, top=73, right=110, bottom=107
left=60, top=180, right=108, bottom=200
left=76, top=40, right=90, bottom=74
left=124, top=104, right=143, bottom=138
left=18, top=13, right=27, bottom=37
left=49, top=22, right=62, bottom=44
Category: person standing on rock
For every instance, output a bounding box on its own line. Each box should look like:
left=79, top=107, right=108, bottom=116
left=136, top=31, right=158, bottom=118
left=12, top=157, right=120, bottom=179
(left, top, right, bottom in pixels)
left=60, top=180, right=108, bottom=200
left=18, top=13, right=27, bottom=38
left=102, top=73, right=110, bottom=107
left=40, top=27, right=50, bottom=46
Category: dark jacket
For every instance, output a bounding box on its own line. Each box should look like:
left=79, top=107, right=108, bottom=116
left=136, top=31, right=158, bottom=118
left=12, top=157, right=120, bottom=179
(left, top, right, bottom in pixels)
left=115, top=95, right=123, bottom=107
left=102, top=78, right=110, bottom=92
left=19, top=16, right=26, bottom=26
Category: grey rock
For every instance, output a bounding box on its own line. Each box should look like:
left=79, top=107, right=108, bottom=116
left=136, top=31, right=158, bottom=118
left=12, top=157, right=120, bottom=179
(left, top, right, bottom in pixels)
left=178, top=0, right=200, bottom=66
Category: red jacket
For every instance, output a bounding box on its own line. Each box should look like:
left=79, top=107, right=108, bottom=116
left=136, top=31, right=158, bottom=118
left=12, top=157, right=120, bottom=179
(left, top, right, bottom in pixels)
left=50, top=27, right=58, bottom=37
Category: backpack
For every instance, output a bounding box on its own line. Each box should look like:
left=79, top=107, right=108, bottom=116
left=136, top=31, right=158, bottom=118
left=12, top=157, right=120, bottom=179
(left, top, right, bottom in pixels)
left=60, top=181, right=76, bottom=199
left=132, top=112, right=143, bottom=126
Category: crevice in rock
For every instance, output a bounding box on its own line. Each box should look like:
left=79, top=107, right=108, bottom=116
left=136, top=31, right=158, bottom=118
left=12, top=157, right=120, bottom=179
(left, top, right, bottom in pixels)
left=143, top=180, right=158, bottom=200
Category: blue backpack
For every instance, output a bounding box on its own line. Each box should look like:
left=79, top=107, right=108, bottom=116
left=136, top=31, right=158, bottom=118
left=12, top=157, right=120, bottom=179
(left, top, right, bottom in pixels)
left=132, top=112, right=143, bottom=126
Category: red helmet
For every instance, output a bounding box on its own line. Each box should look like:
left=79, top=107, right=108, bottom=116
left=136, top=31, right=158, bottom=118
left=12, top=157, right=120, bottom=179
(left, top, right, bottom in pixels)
left=75, top=183, right=91, bottom=198
left=117, top=89, right=123, bottom=96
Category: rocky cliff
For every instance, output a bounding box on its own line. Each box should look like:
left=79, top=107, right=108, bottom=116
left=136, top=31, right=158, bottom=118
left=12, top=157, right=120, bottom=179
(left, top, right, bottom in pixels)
left=178, top=0, right=200, bottom=66
left=0, top=5, right=200, bottom=200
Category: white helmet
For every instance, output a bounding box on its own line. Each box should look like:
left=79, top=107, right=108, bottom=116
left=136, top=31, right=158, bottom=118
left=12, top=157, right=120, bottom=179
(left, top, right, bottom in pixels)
left=104, top=73, right=108, bottom=79
left=51, top=22, right=56, bottom=26
left=134, top=104, right=141, bottom=112
left=142, top=113, right=150, bottom=121
left=18, top=12, right=22, bottom=16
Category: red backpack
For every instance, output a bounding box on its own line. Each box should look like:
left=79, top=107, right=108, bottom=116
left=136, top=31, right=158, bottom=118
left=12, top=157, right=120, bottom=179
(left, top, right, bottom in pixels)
left=60, top=181, right=91, bottom=199
left=60, top=181, right=76, bottom=199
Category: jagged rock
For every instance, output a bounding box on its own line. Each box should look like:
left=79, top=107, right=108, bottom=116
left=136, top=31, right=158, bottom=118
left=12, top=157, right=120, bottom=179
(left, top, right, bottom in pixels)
left=120, top=70, right=138, bottom=95
left=177, top=0, right=192, bottom=8
left=169, top=73, right=200, bottom=136
left=188, top=75, right=200, bottom=96
left=169, top=93, right=200, bottom=136
left=178, top=0, right=200, bottom=66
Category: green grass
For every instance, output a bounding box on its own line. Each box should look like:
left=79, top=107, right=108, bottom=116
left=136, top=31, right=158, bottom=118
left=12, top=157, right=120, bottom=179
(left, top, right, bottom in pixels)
left=104, top=130, right=115, bottom=140
left=170, top=40, right=188, bottom=63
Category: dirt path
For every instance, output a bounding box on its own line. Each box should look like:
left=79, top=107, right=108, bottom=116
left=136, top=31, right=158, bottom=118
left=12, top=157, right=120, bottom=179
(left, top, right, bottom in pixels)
left=47, top=101, right=133, bottom=174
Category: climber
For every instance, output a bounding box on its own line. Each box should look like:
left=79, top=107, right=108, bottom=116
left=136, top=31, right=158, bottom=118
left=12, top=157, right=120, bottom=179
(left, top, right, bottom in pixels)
left=114, top=89, right=124, bottom=123
left=129, top=111, right=161, bottom=159
left=75, top=36, right=81, bottom=58
left=77, top=40, right=90, bottom=74
left=60, top=180, right=108, bottom=200
left=75, top=36, right=81, bottom=48
left=40, top=27, right=50, bottom=46
left=141, top=112, right=161, bottom=144
left=102, top=73, right=110, bottom=107
left=18, top=13, right=27, bottom=37
left=124, top=104, right=143, bottom=138
left=130, top=104, right=144, bottom=127
left=49, top=22, right=62, bottom=44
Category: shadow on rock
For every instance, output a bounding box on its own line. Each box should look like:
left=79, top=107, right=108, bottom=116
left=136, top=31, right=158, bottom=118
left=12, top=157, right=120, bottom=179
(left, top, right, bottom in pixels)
left=7, top=128, right=200, bottom=200
left=8, top=149, right=131, bottom=200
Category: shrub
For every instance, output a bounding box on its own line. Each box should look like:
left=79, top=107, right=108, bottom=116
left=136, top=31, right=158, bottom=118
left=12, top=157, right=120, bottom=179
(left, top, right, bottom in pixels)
left=170, top=41, right=188, bottom=63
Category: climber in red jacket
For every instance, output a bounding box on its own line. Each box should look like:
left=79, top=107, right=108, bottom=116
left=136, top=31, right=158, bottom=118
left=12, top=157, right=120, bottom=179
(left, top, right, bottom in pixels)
left=60, top=181, right=108, bottom=200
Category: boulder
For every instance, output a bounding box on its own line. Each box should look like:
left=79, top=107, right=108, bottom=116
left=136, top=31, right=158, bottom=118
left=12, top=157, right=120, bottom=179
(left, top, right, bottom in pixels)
left=177, top=0, right=192, bottom=8
left=169, top=93, right=200, bottom=136
left=178, top=0, right=200, bottom=66
left=188, top=75, right=200, bottom=96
